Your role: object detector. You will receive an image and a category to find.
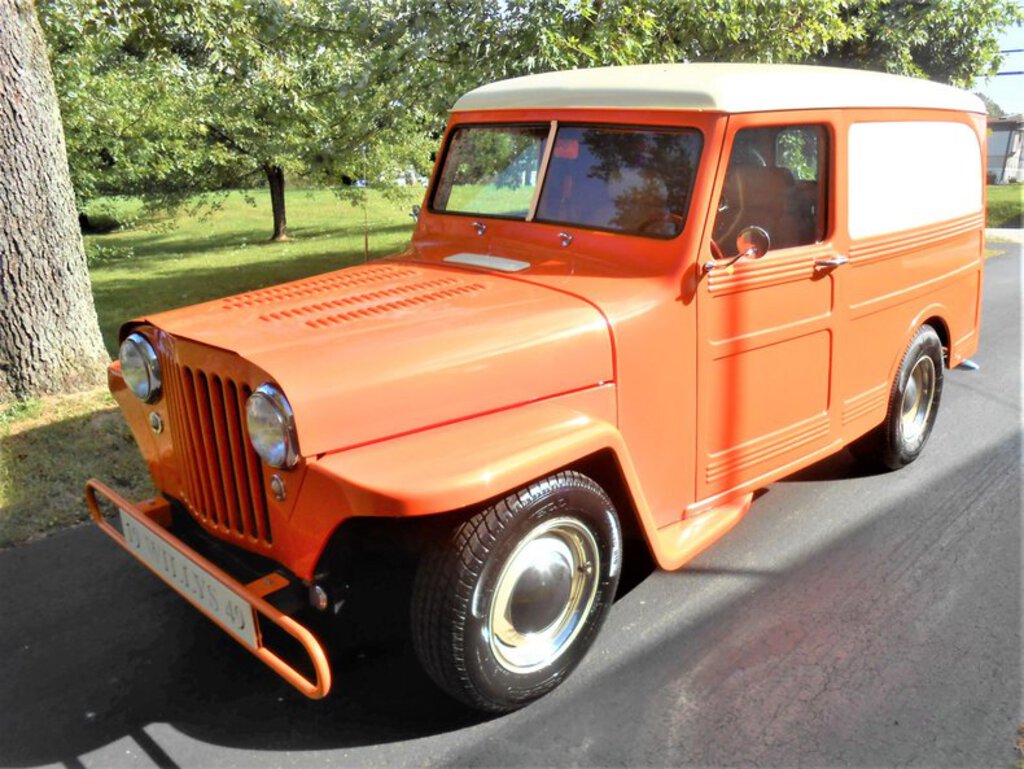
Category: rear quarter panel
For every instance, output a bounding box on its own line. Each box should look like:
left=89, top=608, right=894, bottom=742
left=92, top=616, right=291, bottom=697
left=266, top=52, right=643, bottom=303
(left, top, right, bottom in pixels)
left=836, top=108, right=985, bottom=439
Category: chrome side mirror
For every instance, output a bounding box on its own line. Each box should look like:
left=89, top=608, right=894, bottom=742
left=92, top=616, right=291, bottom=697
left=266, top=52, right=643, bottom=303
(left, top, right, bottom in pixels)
left=702, top=225, right=772, bottom=276
left=410, top=204, right=421, bottom=222
left=736, top=226, right=770, bottom=259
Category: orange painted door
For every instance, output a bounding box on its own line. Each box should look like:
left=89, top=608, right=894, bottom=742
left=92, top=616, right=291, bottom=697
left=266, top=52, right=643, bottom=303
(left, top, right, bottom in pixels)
left=694, top=112, right=845, bottom=506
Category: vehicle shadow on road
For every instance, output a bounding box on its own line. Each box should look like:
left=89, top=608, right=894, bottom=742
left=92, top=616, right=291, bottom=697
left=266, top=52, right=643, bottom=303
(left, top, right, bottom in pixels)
left=778, top=446, right=889, bottom=483
left=0, top=524, right=659, bottom=768
left=0, top=523, right=490, bottom=768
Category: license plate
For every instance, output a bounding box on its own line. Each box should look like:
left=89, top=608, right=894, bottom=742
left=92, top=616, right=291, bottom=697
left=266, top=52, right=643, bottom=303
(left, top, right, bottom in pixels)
left=119, top=509, right=259, bottom=649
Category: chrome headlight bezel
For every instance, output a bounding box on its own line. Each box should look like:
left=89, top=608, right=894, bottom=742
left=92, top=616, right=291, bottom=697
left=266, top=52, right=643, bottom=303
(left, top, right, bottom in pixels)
left=245, top=383, right=299, bottom=469
left=118, top=332, right=162, bottom=403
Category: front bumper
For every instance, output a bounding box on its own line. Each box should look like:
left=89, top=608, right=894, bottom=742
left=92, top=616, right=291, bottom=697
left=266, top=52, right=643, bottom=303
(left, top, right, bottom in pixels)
left=85, top=479, right=332, bottom=699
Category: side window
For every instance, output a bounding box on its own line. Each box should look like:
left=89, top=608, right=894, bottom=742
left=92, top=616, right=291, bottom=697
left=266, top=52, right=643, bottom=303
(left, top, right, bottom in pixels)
left=712, top=124, right=828, bottom=256
left=849, top=121, right=981, bottom=238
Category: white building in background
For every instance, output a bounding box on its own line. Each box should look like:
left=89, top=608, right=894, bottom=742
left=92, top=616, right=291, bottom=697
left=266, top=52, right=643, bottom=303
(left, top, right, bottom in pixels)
left=988, top=115, right=1024, bottom=184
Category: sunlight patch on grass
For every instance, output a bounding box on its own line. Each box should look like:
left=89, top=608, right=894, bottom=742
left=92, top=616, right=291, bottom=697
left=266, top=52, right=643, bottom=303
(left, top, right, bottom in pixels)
left=986, top=183, right=1023, bottom=229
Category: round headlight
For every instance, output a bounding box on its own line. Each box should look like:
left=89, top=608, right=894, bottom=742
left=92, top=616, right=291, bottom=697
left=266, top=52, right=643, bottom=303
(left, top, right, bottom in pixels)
left=245, top=383, right=299, bottom=469
left=118, top=332, right=162, bottom=403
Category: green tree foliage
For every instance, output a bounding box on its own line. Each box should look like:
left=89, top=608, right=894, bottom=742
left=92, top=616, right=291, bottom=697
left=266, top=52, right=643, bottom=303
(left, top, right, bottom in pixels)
left=816, top=0, right=1023, bottom=87
left=40, top=0, right=435, bottom=239
left=975, top=92, right=1006, bottom=118
left=40, top=2, right=216, bottom=205
left=40, top=0, right=1023, bottom=239
left=379, top=0, right=1022, bottom=115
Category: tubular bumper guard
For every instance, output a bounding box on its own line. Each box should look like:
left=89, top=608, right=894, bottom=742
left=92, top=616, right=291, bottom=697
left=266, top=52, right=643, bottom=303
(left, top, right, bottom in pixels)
left=85, top=479, right=332, bottom=699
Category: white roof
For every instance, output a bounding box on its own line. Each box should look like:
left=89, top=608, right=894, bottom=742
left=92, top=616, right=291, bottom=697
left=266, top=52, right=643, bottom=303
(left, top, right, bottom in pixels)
left=452, top=63, right=984, bottom=115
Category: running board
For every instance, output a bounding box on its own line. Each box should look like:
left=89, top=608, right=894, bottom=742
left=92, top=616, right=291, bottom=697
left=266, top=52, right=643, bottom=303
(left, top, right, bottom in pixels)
left=646, top=493, right=753, bottom=571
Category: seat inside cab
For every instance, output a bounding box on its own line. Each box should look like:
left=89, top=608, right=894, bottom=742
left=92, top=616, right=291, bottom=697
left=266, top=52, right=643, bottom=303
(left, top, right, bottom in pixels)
left=712, top=125, right=827, bottom=255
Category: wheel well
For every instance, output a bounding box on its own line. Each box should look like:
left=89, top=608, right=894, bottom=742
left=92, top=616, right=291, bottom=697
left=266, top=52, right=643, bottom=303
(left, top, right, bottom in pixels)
left=923, top=315, right=951, bottom=366
left=569, top=449, right=645, bottom=542
left=314, top=448, right=653, bottom=591
left=568, top=449, right=656, bottom=594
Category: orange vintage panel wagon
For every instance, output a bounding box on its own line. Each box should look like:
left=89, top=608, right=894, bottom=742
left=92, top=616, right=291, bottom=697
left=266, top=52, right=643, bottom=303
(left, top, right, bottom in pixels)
left=88, top=63, right=986, bottom=712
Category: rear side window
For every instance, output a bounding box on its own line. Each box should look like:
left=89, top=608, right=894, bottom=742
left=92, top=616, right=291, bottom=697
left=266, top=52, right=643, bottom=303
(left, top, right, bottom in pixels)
left=848, top=121, right=981, bottom=239
left=713, top=124, right=828, bottom=256
left=535, top=126, right=703, bottom=238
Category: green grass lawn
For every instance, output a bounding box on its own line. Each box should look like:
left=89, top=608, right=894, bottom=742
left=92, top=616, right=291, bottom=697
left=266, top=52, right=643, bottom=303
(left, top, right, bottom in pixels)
left=445, top=182, right=535, bottom=219
left=1, top=186, right=421, bottom=547
left=986, top=183, right=1023, bottom=229
left=87, top=186, right=422, bottom=355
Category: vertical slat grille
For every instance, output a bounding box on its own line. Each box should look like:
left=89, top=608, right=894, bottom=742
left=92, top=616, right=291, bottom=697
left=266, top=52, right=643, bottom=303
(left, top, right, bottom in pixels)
left=163, top=355, right=272, bottom=546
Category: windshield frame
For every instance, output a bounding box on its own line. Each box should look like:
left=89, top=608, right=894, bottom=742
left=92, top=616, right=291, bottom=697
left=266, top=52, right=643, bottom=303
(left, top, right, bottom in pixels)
left=428, top=120, right=705, bottom=241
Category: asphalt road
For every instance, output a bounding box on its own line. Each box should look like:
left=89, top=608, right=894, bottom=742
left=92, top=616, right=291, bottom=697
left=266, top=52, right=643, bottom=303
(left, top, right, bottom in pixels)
left=2, top=246, right=1020, bottom=769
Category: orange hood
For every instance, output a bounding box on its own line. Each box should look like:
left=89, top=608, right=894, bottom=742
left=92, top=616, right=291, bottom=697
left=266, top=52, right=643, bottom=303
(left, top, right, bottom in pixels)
left=143, top=261, right=613, bottom=457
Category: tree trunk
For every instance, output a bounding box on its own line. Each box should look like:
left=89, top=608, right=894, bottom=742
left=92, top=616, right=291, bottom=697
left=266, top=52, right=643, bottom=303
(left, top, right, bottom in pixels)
left=0, top=0, right=109, bottom=402
left=265, top=164, right=288, bottom=241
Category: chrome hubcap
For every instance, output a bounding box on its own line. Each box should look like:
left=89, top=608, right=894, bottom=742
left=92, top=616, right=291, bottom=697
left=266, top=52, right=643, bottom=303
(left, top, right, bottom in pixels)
left=900, top=355, right=936, bottom=445
left=488, top=517, right=600, bottom=674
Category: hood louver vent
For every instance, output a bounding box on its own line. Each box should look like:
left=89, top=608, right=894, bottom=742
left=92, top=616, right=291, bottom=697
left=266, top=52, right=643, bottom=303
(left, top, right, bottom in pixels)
left=221, top=265, right=419, bottom=310
left=256, top=277, right=488, bottom=328
left=304, top=283, right=487, bottom=328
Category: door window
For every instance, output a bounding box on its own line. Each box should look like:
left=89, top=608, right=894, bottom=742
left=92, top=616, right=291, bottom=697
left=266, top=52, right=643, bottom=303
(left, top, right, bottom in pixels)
left=712, top=124, right=828, bottom=256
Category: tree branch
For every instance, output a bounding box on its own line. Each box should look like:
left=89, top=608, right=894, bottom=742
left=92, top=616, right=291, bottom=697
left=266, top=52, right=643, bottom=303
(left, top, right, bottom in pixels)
left=203, top=122, right=256, bottom=158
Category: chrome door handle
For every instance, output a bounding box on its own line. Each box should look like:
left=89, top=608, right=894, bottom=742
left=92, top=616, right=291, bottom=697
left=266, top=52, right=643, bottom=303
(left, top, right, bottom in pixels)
left=814, top=255, right=849, bottom=269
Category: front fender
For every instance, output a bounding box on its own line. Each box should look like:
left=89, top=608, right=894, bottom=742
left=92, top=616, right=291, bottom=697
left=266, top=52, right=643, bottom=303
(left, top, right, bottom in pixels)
left=283, top=384, right=662, bottom=578
left=317, top=386, right=622, bottom=517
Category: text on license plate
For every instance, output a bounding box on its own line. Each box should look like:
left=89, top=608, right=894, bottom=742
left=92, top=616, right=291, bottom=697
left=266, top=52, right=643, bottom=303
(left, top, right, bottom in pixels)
left=119, top=509, right=259, bottom=649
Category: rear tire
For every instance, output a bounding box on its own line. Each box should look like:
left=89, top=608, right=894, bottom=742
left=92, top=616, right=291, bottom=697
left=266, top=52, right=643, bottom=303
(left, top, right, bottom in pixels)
left=411, top=471, right=622, bottom=713
left=851, top=324, right=944, bottom=470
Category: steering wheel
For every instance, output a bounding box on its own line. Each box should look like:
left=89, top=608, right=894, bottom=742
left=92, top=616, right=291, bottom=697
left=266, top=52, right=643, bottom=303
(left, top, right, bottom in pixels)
left=709, top=239, right=724, bottom=261
left=713, top=184, right=745, bottom=248
left=636, top=211, right=684, bottom=236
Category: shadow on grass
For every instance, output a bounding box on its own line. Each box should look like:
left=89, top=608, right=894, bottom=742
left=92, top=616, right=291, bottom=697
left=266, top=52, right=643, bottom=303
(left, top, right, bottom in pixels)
left=91, top=238, right=413, bottom=355
left=103, top=221, right=415, bottom=262
left=0, top=404, right=152, bottom=549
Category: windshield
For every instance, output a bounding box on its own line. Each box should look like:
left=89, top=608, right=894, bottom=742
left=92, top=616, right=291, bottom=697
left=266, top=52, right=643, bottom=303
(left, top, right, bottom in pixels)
left=430, top=123, right=703, bottom=239
left=431, top=125, right=550, bottom=219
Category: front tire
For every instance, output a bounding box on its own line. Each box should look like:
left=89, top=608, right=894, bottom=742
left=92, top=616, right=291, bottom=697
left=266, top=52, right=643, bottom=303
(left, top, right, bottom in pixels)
left=853, top=324, right=944, bottom=470
left=411, top=471, right=622, bottom=713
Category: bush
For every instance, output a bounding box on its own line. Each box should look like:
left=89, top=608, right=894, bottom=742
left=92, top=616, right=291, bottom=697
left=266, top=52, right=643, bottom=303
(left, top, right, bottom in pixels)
left=78, top=212, right=121, bottom=234
left=986, top=183, right=1023, bottom=228
left=85, top=243, right=135, bottom=266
